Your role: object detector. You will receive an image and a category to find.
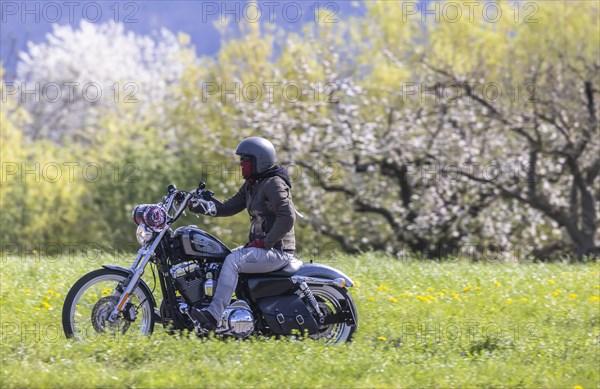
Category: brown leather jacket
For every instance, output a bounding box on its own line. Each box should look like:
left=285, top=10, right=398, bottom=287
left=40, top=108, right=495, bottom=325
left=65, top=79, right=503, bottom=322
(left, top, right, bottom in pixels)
left=215, top=168, right=296, bottom=251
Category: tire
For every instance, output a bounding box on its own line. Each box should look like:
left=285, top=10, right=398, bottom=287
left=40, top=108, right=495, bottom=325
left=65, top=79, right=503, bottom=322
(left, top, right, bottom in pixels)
left=62, top=268, right=155, bottom=340
left=309, top=285, right=358, bottom=344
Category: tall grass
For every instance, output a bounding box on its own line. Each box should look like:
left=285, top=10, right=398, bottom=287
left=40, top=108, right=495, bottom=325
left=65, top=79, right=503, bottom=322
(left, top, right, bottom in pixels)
left=1, top=253, right=598, bottom=388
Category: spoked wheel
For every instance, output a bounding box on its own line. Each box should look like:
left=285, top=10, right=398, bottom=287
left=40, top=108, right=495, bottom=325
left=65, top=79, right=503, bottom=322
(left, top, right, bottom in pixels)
left=309, top=285, right=357, bottom=344
left=62, top=268, right=155, bottom=341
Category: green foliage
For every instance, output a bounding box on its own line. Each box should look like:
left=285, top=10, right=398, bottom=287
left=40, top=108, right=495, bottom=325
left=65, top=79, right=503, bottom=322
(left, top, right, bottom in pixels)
left=2, top=1, right=598, bottom=258
left=0, top=69, right=30, bottom=243
left=1, top=254, right=598, bottom=387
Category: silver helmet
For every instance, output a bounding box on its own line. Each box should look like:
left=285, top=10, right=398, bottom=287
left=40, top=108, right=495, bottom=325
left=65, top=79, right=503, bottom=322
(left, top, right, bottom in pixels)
left=235, top=137, right=276, bottom=174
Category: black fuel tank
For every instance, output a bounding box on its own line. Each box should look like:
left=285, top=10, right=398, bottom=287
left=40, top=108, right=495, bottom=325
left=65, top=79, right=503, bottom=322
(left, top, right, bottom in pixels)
left=173, top=225, right=231, bottom=260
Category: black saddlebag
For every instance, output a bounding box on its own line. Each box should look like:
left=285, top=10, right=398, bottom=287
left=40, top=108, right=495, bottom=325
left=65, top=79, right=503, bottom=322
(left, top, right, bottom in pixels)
left=257, top=295, right=319, bottom=335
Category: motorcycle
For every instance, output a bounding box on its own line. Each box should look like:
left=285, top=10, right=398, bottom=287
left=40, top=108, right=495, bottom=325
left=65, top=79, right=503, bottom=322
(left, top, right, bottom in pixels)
left=62, top=182, right=358, bottom=343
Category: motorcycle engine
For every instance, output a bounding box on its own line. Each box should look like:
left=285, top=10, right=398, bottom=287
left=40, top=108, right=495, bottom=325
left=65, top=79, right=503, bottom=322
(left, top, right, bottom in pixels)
left=216, top=300, right=255, bottom=338
left=170, top=261, right=254, bottom=338
left=169, top=261, right=217, bottom=306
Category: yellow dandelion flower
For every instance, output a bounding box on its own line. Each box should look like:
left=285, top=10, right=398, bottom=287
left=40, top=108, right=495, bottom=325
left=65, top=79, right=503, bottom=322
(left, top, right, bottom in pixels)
left=453, top=296, right=462, bottom=301
left=463, top=285, right=473, bottom=292
left=494, top=281, right=501, bottom=287
left=101, top=288, right=112, bottom=296
left=588, top=296, right=599, bottom=302
left=53, top=292, right=61, bottom=298
left=551, top=290, right=562, bottom=297
left=33, top=307, right=41, bottom=311
left=437, top=292, right=445, bottom=297
left=24, top=289, right=31, bottom=295
left=377, top=336, right=387, bottom=341
left=390, top=297, right=398, bottom=303
left=416, top=295, right=430, bottom=303
left=593, top=285, right=600, bottom=289
left=400, top=291, right=412, bottom=297
left=46, top=289, right=54, bottom=294
left=377, top=285, right=390, bottom=291
left=41, top=301, right=52, bottom=310
left=519, top=297, right=529, bottom=303
left=547, top=280, right=556, bottom=285
left=568, top=294, right=577, bottom=300
left=43, top=295, right=51, bottom=301
left=574, top=385, right=583, bottom=389
left=506, top=298, right=513, bottom=304
left=354, top=280, right=361, bottom=287
left=368, top=297, right=376, bottom=301
left=426, top=287, right=434, bottom=292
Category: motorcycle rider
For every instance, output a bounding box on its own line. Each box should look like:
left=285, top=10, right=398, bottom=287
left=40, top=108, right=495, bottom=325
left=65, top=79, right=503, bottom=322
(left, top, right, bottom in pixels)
left=188, top=137, right=296, bottom=330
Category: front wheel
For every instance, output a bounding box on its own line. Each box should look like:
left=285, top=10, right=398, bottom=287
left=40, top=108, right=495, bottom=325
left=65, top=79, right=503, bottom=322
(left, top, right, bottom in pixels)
left=62, top=268, right=155, bottom=340
left=309, top=285, right=358, bottom=344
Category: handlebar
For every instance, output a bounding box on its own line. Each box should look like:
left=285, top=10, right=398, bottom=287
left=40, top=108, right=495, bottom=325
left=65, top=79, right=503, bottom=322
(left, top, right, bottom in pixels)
left=163, top=183, right=221, bottom=223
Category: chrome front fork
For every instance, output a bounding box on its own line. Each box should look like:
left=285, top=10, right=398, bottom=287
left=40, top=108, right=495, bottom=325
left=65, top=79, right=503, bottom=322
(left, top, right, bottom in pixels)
left=107, top=229, right=168, bottom=322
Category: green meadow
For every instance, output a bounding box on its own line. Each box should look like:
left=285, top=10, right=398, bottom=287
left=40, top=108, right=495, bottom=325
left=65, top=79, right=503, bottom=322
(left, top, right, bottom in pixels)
left=1, top=254, right=598, bottom=388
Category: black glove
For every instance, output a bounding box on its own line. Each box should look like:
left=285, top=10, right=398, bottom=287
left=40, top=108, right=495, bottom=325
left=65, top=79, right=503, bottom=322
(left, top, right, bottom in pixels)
left=200, top=190, right=215, bottom=200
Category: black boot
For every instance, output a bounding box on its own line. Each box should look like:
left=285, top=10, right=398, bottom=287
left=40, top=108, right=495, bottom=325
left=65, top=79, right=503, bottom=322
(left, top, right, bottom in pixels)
left=190, top=308, right=218, bottom=330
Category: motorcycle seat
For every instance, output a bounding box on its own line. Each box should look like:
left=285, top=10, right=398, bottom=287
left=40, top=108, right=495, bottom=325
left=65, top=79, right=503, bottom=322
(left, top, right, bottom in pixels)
left=265, top=259, right=303, bottom=277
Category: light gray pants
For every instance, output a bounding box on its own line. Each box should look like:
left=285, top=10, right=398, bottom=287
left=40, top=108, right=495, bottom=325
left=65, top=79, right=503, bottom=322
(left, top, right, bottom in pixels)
left=205, top=247, right=292, bottom=320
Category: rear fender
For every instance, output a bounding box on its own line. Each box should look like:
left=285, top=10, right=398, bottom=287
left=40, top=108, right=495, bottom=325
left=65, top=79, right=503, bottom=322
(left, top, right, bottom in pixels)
left=294, top=263, right=357, bottom=326
left=294, top=263, right=354, bottom=287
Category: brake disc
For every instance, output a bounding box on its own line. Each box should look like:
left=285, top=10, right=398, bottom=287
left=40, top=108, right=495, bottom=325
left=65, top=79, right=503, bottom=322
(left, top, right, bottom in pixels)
left=91, top=296, right=131, bottom=334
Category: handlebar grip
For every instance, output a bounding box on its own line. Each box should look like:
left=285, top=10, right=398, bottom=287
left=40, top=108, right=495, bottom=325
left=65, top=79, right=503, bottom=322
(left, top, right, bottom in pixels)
left=202, top=190, right=223, bottom=205
left=199, top=190, right=223, bottom=206
left=200, top=190, right=214, bottom=200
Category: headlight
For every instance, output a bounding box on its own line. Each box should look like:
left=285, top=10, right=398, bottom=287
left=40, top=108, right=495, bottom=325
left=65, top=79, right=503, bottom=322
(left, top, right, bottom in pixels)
left=132, top=204, right=167, bottom=231
left=136, top=224, right=154, bottom=245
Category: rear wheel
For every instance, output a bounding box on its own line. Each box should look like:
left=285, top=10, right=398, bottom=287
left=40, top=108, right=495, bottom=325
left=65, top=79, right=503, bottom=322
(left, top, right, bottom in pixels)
left=309, top=285, right=357, bottom=344
left=62, top=268, right=155, bottom=341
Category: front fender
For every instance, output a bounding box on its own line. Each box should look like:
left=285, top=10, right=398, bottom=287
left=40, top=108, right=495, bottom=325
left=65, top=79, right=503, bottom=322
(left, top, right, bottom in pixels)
left=102, top=265, right=157, bottom=310
left=295, top=263, right=354, bottom=287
